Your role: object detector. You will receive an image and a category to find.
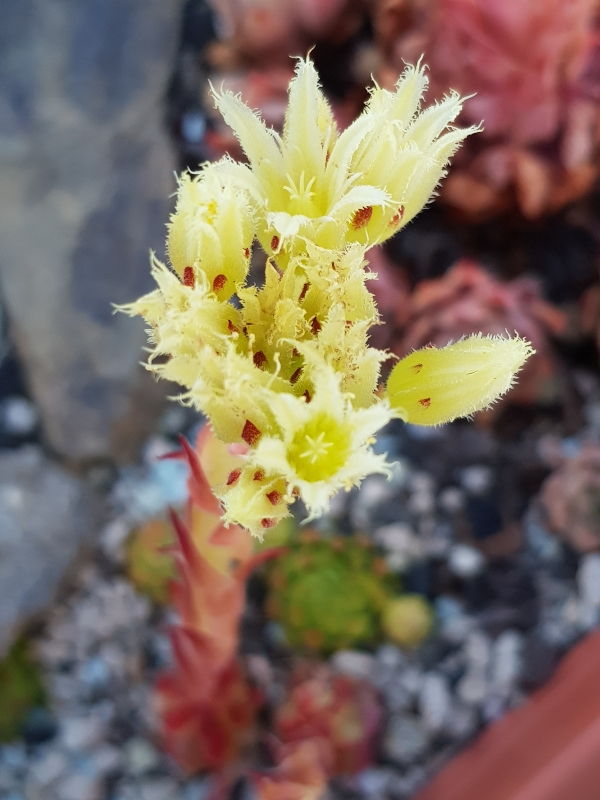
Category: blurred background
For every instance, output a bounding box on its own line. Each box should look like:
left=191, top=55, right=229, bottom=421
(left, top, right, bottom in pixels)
left=2, top=1, right=600, bottom=799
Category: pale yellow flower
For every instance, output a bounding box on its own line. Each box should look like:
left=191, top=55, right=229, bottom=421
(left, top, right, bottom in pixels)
left=218, top=349, right=393, bottom=536
left=212, top=58, right=478, bottom=265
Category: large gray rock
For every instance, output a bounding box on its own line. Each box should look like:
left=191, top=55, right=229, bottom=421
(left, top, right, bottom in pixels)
left=0, top=447, right=100, bottom=655
left=0, top=0, right=183, bottom=463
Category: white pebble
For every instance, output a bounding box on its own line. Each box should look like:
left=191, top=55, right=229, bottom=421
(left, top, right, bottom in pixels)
left=330, top=650, right=376, bottom=680
left=30, top=751, right=68, bottom=786
left=419, top=672, right=452, bottom=733
left=491, top=630, right=524, bottom=693
left=578, top=554, right=600, bottom=608
left=460, top=465, right=493, bottom=495
left=448, top=544, right=486, bottom=579
left=1, top=396, right=38, bottom=435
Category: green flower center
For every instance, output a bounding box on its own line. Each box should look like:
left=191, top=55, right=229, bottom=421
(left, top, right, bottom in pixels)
left=287, top=413, right=351, bottom=482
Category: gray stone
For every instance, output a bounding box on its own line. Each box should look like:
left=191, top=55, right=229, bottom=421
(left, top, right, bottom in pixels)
left=0, top=446, right=99, bottom=654
left=0, top=0, right=183, bottom=463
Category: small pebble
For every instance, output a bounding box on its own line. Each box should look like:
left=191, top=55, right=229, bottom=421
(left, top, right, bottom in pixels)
left=419, top=672, right=452, bottom=733
left=30, top=751, right=67, bottom=786
left=448, top=544, right=486, bottom=579
left=55, top=773, right=102, bottom=800
left=460, top=465, right=493, bottom=495
left=577, top=554, right=600, bottom=608
left=330, top=650, right=375, bottom=680
left=491, top=630, right=524, bottom=693
left=124, top=738, right=160, bottom=775
left=383, top=715, right=429, bottom=765
left=0, top=396, right=38, bottom=435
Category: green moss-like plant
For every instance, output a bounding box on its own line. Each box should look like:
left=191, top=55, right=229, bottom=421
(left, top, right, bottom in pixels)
left=0, top=637, right=46, bottom=742
left=266, top=532, right=398, bottom=653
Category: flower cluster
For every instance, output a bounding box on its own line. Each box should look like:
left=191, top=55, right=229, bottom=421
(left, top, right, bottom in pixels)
left=121, top=58, right=532, bottom=536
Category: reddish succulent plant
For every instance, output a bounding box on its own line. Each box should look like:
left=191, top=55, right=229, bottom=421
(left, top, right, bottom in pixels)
left=394, top=259, right=567, bottom=407
left=154, top=428, right=280, bottom=774
left=274, top=662, right=382, bottom=776
left=251, top=739, right=331, bottom=800
left=207, top=0, right=364, bottom=64
left=540, top=440, right=600, bottom=553
left=374, top=0, right=600, bottom=218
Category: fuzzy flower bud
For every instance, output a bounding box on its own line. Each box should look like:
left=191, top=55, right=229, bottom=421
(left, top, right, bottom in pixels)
left=167, top=169, right=254, bottom=300
left=386, top=334, right=535, bottom=426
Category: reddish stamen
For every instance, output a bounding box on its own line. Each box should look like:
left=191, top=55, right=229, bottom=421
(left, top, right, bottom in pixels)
left=303, top=390, right=312, bottom=403
left=183, top=266, right=195, bottom=288
left=419, top=397, right=431, bottom=408
left=226, top=468, right=242, bottom=486
left=311, top=316, right=321, bottom=335
left=290, top=366, right=302, bottom=385
left=389, top=205, right=405, bottom=226
left=241, top=420, right=261, bottom=447
left=351, top=206, right=373, bottom=230
left=266, top=490, right=282, bottom=505
left=227, top=320, right=238, bottom=334
left=271, top=235, right=280, bottom=251
left=261, top=518, right=278, bottom=529
left=212, top=274, right=227, bottom=292
left=253, top=470, right=265, bottom=481
left=244, top=248, right=250, bottom=258
left=298, top=282, right=310, bottom=303
left=253, top=351, right=267, bottom=370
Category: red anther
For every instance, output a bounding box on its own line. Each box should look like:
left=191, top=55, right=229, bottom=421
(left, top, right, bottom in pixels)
left=253, top=351, right=267, bottom=370
left=227, top=319, right=238, bottom=334
left=244, top=248, right=250, bottom=258
left=241, top=419, right=261, bottom=447
left=419, top=397, right=431, bottom=408
left=271, top=235, right=280, bottom=251
left=290, top=366, right=302, bottom=385
left=261, top=517, right=278, bottom=529
left=253, top=469, right=265, bottom=481
left=183, top=266, right=195, bottom=287
left=303, top=390, right=312, bottom=403
left=298, top=282, right=310, bottom=303
left=212, top=274, right=227, bottom=292
left=226, top=468, right=242, bottom=486
left=389, top=205, right=405, bottom=226
left=351, top=206, right=373, bottom=230
left=412, top=363, right=423, bottom=373
left=292, top=348, right=300, bottom=358
left=266, top=490, right=282, bottom=505
left=311, top=316, right=321, bottom=335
